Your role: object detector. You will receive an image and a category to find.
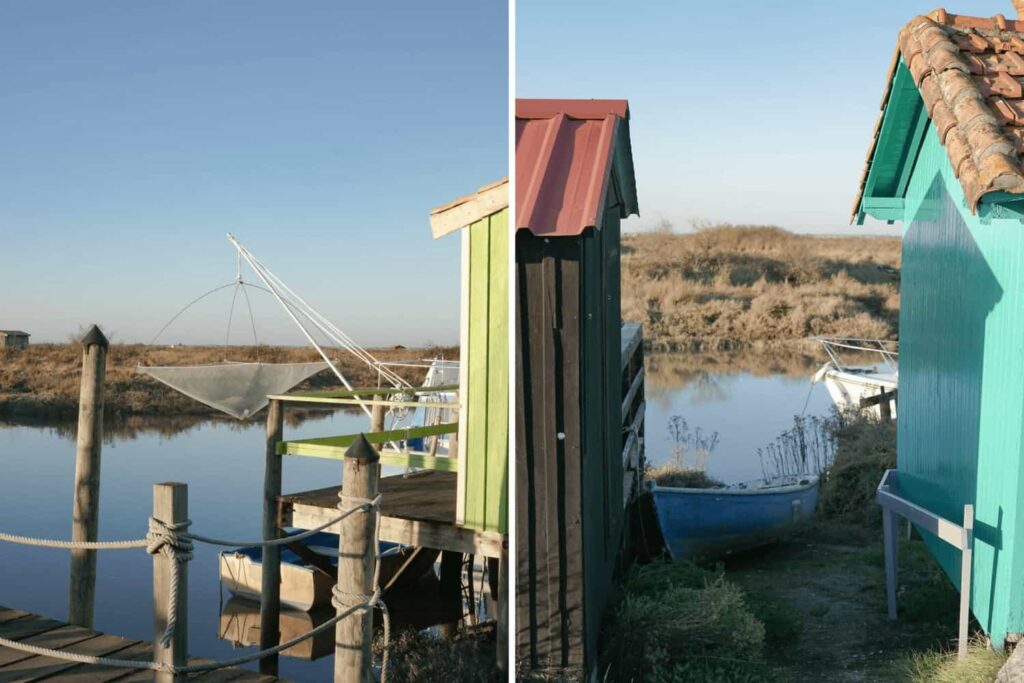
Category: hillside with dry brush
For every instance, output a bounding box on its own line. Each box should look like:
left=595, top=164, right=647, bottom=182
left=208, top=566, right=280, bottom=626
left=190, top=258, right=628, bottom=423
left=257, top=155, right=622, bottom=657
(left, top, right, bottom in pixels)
left=622, top=226, right=901, bottom=351
left=0, top=343, right=457, bottom=419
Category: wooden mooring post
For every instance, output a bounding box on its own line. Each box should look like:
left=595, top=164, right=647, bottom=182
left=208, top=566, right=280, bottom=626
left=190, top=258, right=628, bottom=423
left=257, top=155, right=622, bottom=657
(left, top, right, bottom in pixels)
left=68, top=324, right=108, bottom=628
left=153, top=482, right=188, bottom=683
left=370, top=395, right=386, bottom=434
left=334, top=434, right=380, bottom=683
left=259, top=398, right=284, bottom=676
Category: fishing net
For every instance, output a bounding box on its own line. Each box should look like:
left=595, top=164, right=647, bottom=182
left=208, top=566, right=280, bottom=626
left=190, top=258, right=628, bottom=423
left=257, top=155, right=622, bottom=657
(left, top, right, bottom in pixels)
left=137, top=361, right=329, bottom=420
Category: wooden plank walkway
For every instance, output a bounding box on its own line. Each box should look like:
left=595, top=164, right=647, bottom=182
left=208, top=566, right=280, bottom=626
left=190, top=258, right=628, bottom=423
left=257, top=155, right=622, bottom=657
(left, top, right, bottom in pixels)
left=278, top=471, right=505, bottom=558
left=0, top=606, right=278, bottom=682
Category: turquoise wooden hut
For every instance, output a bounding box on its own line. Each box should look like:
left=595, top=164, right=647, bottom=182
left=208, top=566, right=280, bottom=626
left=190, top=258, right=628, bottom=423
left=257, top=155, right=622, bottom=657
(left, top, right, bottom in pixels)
left=854, top=8, right=1024, bottom=646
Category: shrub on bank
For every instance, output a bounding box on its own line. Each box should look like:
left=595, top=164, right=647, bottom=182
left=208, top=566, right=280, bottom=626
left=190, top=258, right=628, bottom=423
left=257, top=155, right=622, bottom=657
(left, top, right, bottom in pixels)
left=601, top=561, right=777, bottom=682
left=377, top=626, right=500, bottom=683
left=817, top=415, right=896, bottom=526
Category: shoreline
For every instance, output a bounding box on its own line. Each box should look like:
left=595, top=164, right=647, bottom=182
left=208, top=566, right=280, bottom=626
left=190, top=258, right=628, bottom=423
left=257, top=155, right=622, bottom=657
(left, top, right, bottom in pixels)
left=0, top=343, right=457, bottom=420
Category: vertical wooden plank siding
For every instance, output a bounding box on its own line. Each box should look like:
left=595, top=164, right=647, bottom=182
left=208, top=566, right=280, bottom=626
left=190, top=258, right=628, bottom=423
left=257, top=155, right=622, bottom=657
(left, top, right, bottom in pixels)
left=514, top=246, right=534, bottom=667
left=899, top=123, right=1024, bottom=646
left=485, top=209, right=510, bottom=532
left=461, top=208, right=510, bottom=534
left=515, top=234, right=585, bottom=674
left=516, top=221, right=625, bottom=677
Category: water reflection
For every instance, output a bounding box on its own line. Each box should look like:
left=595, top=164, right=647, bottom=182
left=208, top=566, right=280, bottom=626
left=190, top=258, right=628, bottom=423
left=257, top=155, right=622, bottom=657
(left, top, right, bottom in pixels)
left=0, top=408, right=348, bottom=444
left=644, top=348, right=835, bottom=484
left=0, top=413, right=495, bottom=681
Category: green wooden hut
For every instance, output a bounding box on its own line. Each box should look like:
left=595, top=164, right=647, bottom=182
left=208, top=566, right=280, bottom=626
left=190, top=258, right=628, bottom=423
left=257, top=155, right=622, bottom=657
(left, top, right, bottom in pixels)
left=854, top=8, right=1024, bottom=645
left=515, top=99, right=640, bottom=677
left=430, top=178, right=509, bottom=535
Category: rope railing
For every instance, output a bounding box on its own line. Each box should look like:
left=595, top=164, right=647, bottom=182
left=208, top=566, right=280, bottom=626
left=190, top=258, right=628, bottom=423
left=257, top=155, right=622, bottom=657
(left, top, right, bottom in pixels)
left=0, top=491, right=392, bottom=680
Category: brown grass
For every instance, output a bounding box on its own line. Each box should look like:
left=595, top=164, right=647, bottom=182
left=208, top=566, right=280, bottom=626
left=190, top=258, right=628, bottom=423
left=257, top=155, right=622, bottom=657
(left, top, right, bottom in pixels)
left=0, top=343, right=457, bottom=419
left=622, top=225, right=901, bottom=351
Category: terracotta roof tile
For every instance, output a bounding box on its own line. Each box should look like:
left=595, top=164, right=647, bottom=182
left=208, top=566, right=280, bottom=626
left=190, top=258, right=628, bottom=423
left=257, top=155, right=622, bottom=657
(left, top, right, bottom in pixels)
left=854, top=9, right=1024, bottom=219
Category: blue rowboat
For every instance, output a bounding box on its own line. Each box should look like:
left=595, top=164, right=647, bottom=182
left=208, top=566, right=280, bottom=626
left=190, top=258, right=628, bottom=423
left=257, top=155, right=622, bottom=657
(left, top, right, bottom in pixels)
left=650, top=475, right=820, bottom=561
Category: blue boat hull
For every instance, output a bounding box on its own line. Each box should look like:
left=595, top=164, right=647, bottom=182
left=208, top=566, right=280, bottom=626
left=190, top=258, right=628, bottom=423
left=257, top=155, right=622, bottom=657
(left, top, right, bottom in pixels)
left=651, top=478, right=819, bottom=561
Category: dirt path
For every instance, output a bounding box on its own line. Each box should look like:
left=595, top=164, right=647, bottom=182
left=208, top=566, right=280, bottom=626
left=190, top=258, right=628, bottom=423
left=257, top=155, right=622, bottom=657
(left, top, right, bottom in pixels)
left=726, top=529, right=963, bottom=682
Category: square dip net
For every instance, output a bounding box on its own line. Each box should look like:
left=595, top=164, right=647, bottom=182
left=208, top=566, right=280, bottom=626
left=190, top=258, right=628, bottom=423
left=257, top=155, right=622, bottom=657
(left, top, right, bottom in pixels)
left=138, top=361, right=328, bottom=420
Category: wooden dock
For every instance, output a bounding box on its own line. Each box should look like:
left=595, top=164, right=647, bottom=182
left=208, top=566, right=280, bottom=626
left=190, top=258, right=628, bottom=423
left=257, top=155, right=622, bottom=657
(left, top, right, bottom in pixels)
left=278, top=470, right=505, bottom=559
left=0, top=606, right=277, bottom=682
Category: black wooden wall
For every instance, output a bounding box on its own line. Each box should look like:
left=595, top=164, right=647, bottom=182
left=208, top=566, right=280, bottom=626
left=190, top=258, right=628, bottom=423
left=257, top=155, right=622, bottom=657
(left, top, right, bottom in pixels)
left=515, top=202, right=624, bottom=678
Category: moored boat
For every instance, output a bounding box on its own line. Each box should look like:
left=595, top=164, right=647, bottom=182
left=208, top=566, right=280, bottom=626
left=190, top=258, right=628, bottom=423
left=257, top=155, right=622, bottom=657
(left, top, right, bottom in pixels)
left=218, top=531, right=438, bottom=611
left=650, top=475, right=819, bottom=561
left=811, top=337, right=897, bottom=419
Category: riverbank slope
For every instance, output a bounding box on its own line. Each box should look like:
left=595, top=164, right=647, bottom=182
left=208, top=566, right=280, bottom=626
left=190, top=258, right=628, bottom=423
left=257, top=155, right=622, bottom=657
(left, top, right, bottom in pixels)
left=0, top=344, right=457, bottom=419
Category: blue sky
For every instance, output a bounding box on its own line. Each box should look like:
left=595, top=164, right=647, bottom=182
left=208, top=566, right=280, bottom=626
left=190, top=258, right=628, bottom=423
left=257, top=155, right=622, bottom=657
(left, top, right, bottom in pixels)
left=517, top=0, right=1009, bottom=236
left=0, top=2, right=507, bottom=345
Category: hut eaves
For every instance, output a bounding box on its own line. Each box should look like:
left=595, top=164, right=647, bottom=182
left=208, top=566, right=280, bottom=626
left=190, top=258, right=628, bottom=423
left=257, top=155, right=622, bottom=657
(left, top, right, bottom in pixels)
left=516, top=99, right=639, bottom=235
left=854, top=9, right=1024, bottom=219
left=429, top=178, right=509, bottom=239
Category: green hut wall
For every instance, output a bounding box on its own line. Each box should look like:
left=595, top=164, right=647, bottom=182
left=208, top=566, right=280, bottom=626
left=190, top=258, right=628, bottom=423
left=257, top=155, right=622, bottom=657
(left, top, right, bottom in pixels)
left=896, top=114, right=1024, bottom=646
left=457, top=206, right=509, bottom=534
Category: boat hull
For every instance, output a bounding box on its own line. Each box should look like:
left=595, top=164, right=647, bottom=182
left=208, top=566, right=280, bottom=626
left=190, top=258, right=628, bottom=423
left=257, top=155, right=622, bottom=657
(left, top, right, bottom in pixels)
left=821, top=367, right=897, bottom=419
left=218, top=532, right=433, bottom=611
left=651, top=477, right=819, bottom=561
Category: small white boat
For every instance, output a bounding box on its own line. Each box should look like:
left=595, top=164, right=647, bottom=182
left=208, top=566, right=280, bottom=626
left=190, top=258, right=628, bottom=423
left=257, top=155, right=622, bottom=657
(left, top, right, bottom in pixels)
left=811, top=337, right=897, bottom=418
left=218, top=531, right=437, bottom=611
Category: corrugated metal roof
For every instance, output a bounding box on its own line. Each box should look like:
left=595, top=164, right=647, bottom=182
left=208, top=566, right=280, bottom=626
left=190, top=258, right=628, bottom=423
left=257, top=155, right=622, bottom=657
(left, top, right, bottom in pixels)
left=0, top=330, right=28, bottom=336
left=516, top=99, right=638, bottom=236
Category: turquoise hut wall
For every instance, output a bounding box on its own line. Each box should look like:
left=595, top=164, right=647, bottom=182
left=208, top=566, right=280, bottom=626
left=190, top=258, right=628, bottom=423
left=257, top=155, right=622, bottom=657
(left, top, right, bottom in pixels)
left=898, top=123, right=1024, bottom=645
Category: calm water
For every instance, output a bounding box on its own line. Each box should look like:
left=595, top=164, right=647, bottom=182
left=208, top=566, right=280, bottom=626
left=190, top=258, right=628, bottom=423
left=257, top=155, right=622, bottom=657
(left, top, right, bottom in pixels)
left=0, top=411, right=371, bottom=681
left=644, top=354, right=835, bottom=484
left=0, top=352, right=833, bottom=680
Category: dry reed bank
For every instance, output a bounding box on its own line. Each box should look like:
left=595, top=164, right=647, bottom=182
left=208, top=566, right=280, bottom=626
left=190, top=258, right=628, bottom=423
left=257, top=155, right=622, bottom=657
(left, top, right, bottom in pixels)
left=622, top=226, right=902, bottom=351
left=0, top=343, right=457, bottom=419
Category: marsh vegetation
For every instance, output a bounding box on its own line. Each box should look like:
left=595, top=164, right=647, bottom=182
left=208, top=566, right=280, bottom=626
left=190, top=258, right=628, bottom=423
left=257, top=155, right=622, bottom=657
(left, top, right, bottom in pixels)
left=0, top=343, right=457, bottom=419
left=622, top=225, right=901, bottom=351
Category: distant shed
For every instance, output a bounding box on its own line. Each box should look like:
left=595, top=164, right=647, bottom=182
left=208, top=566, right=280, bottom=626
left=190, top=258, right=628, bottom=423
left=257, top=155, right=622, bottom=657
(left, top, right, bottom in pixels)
left=854, top=8, right=1024, bottom=646
left=430, top=178, right=510, bottom=534
left=515, top=98, right=639, bottom=677
left=0, top=331, right=29, bottom=349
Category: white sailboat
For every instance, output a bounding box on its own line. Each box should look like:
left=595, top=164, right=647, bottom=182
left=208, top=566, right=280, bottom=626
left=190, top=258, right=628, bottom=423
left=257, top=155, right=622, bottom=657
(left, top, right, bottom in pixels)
left=811, top=337, right=897, bottom=419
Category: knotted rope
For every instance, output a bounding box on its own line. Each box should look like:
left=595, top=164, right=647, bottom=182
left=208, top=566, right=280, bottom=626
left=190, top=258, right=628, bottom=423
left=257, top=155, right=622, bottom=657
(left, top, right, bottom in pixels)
left=331, top=490, right=391, bottom=683
left=146, top=517, right=194, bottom=648
left=0, top=493, right=391, bottom=677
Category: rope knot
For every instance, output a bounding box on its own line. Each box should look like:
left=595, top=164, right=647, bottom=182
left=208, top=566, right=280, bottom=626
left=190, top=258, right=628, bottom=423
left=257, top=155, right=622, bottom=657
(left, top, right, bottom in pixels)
left=336, top=492, right=382, bottom=514
left=146, top=517, right=193, bottom=649
left=146, top=517, right=194, bottom=562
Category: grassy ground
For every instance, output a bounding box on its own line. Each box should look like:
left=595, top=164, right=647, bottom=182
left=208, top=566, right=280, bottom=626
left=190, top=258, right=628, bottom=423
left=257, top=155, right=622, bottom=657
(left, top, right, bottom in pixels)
left=603, top=419, right=1007, bottom=682
left=622, top=225, right=901, bottom=351
left=0, top=343, right=457, bottom=419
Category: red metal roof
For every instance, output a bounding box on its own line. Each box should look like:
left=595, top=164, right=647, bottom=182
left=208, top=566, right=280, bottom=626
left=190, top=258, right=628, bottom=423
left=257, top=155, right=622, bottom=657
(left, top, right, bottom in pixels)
left=516, top=99, right=638, bottom=236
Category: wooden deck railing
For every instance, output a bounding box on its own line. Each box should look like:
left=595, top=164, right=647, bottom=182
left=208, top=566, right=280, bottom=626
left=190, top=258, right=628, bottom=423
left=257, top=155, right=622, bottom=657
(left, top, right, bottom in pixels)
left=621, top=322, right=645, bottom=508
left=267, top=386, right=460, bottom=472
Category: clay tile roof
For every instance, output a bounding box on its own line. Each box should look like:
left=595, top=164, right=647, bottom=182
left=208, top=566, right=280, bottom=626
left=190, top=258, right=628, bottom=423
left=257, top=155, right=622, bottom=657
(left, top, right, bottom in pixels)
left=854, top=8, right=1024, bottom=219
left=429, top=178, right=509, bottom=239
left=516, top=98, right=638, bottom=236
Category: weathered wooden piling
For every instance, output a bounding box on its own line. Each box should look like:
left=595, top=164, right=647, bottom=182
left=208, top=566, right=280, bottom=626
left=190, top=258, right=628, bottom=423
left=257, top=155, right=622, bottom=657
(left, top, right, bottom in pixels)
left=153, top=482, right=188, bottom=683
left=370, top=395, right=386, bottom=434
left=259, top=399, right=284, bottom=676
left=68, top=324, right=108, bottom=628
left=334, top=434, right=380, bottom=683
